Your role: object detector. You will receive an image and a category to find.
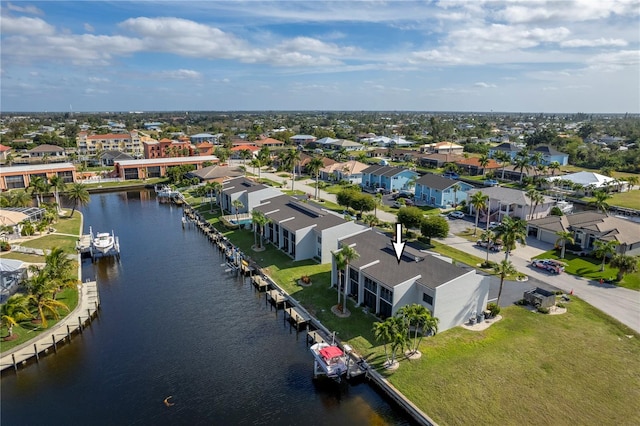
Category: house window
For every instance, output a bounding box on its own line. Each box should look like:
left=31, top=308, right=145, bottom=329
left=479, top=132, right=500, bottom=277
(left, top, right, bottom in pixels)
left=5, top=175, right=25, bottom=189
left=380, top=286, right=393, bottom=303
left=422, top=293, right=433, bottom=305
left=317, top=236, right=321, bottom=243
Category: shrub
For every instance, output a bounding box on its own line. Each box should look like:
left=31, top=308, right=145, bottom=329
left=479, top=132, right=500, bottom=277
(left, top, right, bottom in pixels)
left=487, top=302, right=500, bottom=317
left=0, top=241, right=10, bottom=251
left=515, top=298, right=528, bottom=306
left=537, top=306, right=550, bottom=314
left=557, top=302, right=565, bottom=309
left=481, top=261, right=497, bottom=269
left=300, top=275, right=311, bottom=284
left=550, top=206, right=564, bottom=216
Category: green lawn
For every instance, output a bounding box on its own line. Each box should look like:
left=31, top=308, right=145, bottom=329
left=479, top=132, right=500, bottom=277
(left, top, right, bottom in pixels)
left=0, top=252, right=46, bottom=263
left=534, top=250, right=640, bottom=290
left=21, top=235, right=78, bottom=253
left=51, top=210, right=82, bottom=235
left=387, top=300, right=640, bottom=425
left=0, top=287, right=79, bottom=352
left=583, top=190, right=640, bottom=210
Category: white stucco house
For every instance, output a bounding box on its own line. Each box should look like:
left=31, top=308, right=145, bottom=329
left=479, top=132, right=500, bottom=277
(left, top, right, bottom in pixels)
left=219, top=176, right=282, bottom=215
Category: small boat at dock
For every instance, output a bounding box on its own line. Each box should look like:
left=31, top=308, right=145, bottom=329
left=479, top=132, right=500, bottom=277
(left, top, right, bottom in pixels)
left=92, top=230, right=115, bottom=254
left=310, top=342, right=348, bottom=381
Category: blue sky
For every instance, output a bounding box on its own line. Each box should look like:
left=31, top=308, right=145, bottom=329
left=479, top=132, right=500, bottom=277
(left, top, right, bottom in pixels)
left=1, top=1, right=639, bottom=113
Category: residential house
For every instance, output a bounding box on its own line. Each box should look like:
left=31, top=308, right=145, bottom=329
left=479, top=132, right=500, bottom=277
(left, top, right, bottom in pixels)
left=455, top=157, right=501, bottom=176
left=194, top=141, right=215, bottom=156
left=315, top=137, right=340, bottom=146
left=421, top=142, right=464, bottom=155
left=28, top=144, right=66, bottom=162
left=230, top=145, right=260, bottom=160
left=253, top=194, right=367, bottom=263
left=323, top=139, right=363, bottom=151
left=190, top=133, right=222, bottom=144
left=290, top=134, right=317, bottom=145
left=414, top=174, right=474, bottom=208
left=186, top=165, right=244, bottom=183
left=219, top=176, right=282, bottom=215
left=532, top=145, right=569, bottom=166
left=254, top=137, right=285, bottom=148
left=488, top=142, right=521, bottom=161
left=527, top=212, right=640, bottom=256
left=319, top=160, right=369, bottom=184
left=298, top=153, right=336, bottom=175
left=361, top=165, right=419, bottom=193
left=98, top=150, right=135, bottom=167
left=0, top=144, right=11, bottom=162
left=418, top=153, right=462, bottom=168
left=78, top=132, right=142, bottom=156
left=546, top=171, right=627, bottom=194
left=466, top=186, right=554, bottom=222
left=333, top=229, right=490, bottom=331
left=388, top=149, right=422, bottom=163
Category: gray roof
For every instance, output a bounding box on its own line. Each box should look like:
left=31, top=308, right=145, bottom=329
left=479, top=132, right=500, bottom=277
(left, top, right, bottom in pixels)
left=189, top=165, right=244, bottom=180
left=491, top=143, right=520, bottom=152
left=533, top=145, right=567, bottom=156
left=362, top=165, right=415, bottom=177
left=254, top=195, right=346, bottom=232
left=415, top=173, right=463, bottom=191
left=339, top=230, right=468, bottom=288
left=221, top=177, right=270, bottom=194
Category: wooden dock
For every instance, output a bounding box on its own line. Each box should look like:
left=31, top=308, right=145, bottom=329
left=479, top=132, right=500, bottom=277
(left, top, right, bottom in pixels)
left=284, top=305, right=310, bottom=331
left=266, top=289, right=287, bottom=310
left=252, top=275, right=270, bottom=292
left=0, top=281, right=100, bottom=373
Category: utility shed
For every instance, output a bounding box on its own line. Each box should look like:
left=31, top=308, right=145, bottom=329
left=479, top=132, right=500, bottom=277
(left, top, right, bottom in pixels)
left=524, top=287, right=556, bottom=308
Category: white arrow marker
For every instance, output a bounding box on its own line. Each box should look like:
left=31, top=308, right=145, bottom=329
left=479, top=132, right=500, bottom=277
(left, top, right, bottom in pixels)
left=392, top=223, right=406, bottom=263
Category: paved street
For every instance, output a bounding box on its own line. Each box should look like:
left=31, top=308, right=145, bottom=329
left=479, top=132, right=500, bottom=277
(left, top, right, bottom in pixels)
left=248, top=166, right=640, bottom=333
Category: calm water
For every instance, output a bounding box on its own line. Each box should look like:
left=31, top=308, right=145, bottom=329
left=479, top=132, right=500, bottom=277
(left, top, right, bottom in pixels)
left=1, top=190, right=413, bottom=426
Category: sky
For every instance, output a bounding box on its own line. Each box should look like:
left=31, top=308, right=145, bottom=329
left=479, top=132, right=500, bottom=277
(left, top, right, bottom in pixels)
left=1, top=0, right=639, bottom=113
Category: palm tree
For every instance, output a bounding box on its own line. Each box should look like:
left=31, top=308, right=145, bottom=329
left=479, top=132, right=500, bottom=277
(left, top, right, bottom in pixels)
left=28, top=175, right=49, bottom=207
left=306, top=156, right=324, bottom=200
left=333, top=250, right=347, bottom=307
left=374, top=192, right=383, bottom=218
left=397, top=304, right=438, bottom=356
left=610, top=254, right=639, bottom=282
left=240, top=149, right=253, bottom=168
left=279, top=148, right=301, bottom=191
left=530, top=151, right=544, bottom=174
left=1, top=294, right=32, bottom=338
left=470, top=191, right=488, bottom=236
left=478, top=154, right=490, bottom=176
left=214, top=147, right=231, bottom=165
left=362, top=214, right=379, bottom=228
left=28, top=293, right=69, bottom=328
left=514, top=156, right=530, bottom=184
left=495, top=151, right=510, bottom=180
left=373, top=316, right=406, bottom=368
left=593, top=240, right=619, bottom=272
left=49, top=175, right=67, bottom=214
left=232, top=199, right=244, bottom=225
left=591, top=190, right=611, bottom=214
left=526, top=187, right=539, bottom=220
left=494, top=216, right=527, bottom=262
left=66, top=183, right=90, bottom=216
left=548, top=161, right=561, bottom=176
left=5, top=152, right=15, bottom=166
left=494, top=260, right=517, bottom=306
left=625, top=176, right=638, bottom=190
left=251, top=209, right=270, bottom=249
left=7, top=190, right=32, bottom=207
left=451, top=183, right=461, bottom=207
left=555, top=231, right=575, bottom=259
left=372, top=319, right=394, bottom=368
left=480, top=229, right=496, bottom=264
left=339, top=245, right=359, bottom=314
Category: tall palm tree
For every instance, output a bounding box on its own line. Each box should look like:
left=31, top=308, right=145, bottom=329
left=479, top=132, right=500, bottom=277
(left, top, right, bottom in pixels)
left=555, top=231, right=575, bottom=259
left=494, top=260, right=517, bottom=306
left=625, top=176, right=638, bottom=190
left=240, top=149, right=252, bottom=168
left=232, top=199, right=244, bottom=225
left=339, top=245, right=359, bottom=314
left=526, top=187, right=539, bottom=220
left=610, top=254, right=639, bottom=282
left=1, top=294, right=32, bottom=338
left=514, top=156, right=530, bottom=184
left=470, top=191, right=488, bottom=236
left=214, top=147, right=231, bottom=165
left=372, top=319, right=394, bottom=367
left=494, top=216, right=527, bottom=262
left=451, top=183, right=461, bottom=207
left=397, top=304, right=438, bottom=356
left=251, top=209, right=270, bottom=249
left=480, top=229, right=496, bottom=265
left=593, top=240, right=619, bottom=272
left=5, top=152, right=15, bottom=166
left=29, top=176, right=50, bottom=207
left=478, top=154, right=490, bottom=176
left=7, top=190, right=32, bottom=207
left=548, top=161, right=561, bottom=176
left=66, top=183, right=90, bottom=216
left=495, top=151, right=510, bottom=180
left=49, top=175, right=67, bottom=214
left=307, top=156, right=324, bottom=200
left=591, top=190, right=611, bottom=214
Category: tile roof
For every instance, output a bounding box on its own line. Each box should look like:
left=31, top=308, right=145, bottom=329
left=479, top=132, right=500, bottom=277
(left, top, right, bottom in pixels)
left=87, top=133, right=132, bottom=140
left=455, top=157, right=501, bottom=168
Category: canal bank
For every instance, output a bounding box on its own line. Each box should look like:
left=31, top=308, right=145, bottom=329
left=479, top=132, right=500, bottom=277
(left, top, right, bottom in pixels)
left=182, top=203, right=437, bottom=426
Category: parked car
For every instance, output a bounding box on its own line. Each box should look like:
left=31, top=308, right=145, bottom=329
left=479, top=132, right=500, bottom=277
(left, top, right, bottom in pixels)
left=393, top=191, right=414, bottom=200
left=449, top=211, right=465, bottom=219
left=484, top=179, right=499, bottom=187
left=475, top=240, right=503, bottom=252
left=531, top=259, right=565, bottom=274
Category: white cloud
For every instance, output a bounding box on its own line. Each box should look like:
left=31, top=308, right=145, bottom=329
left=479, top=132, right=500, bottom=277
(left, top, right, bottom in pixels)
left=561, top=38, right=628, bottom=48
left=1, top=15, right=55, bottom=35
left=88, top=77, right=110, bottom=83
left=474, top=82, right=496, bottom=88
left=152, top=69, right=202, bottom=80
left=277, top=37, right=357, bottom=56
left=449, top=24, right=571, bottom=53
left=6, top=2, right=44, bottom=16
left=409, top=49, right=471, bottom=65
left=586, top=50, right=640, bottom=71
left=496, top=0, right=640, bottom=24
left=84, top=23, right=94, bottom=33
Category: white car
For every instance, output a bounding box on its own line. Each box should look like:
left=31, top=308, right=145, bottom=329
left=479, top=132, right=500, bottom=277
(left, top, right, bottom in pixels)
left=449, top=211, right=465, bottom=219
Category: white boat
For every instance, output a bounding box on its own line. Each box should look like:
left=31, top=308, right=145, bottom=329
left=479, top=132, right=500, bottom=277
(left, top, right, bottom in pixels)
left=310, top=342, right=348, bottom=380
left=92, top=231, right=115, bottom=254
left=555, top=200, right=574, bottom=214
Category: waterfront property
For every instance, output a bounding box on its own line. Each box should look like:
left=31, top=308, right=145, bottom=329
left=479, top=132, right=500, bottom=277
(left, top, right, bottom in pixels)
left=0, top=163, right=77, bottom=191
left=319, top=160, right=369, bottom=185
left=527, top=211, right=640, bottom=256
left=113, top=155, right=219, bottom=180
left=253, top=194, right=367, bottom=263
left=546, top=171, right=628, bottom=194
left=219, top=176, right=282, bottom=215
left=466, top=186, right=554, bottom=222
left=360, top=165, right=419, bottom=193
left=414, top=174, right=474, bottom=208
left=333, top=229, right=490, bottom=332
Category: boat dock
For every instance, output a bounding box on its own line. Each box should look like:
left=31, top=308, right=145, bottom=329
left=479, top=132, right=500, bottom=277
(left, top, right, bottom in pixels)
left=76, top=228, right=120, bottom=261
left=252, top=275, right=270, bottom=291
left=284, top=305, right=310, bottom=331
left=266, top=289, right=287, bottom=310
left=0, top=281, right=100, bottom=373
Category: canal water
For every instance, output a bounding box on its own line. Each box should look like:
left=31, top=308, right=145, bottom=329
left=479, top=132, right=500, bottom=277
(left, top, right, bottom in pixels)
left=1, top=190, right=413, bottom=426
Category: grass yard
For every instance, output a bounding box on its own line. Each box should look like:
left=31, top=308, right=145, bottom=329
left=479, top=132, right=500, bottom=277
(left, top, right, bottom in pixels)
left=21, top=235, right=78, bottom=253
left=0, top=287, right=79, bottom=352
left=0, top=252, right=46, bottom=263
left=52, top=210, right=82, bottom=235
left=534, top=250, right=640, bottom=290
left=583, top=190, right=640, bottom=210
left=386, top=300, right=640, bottom=425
